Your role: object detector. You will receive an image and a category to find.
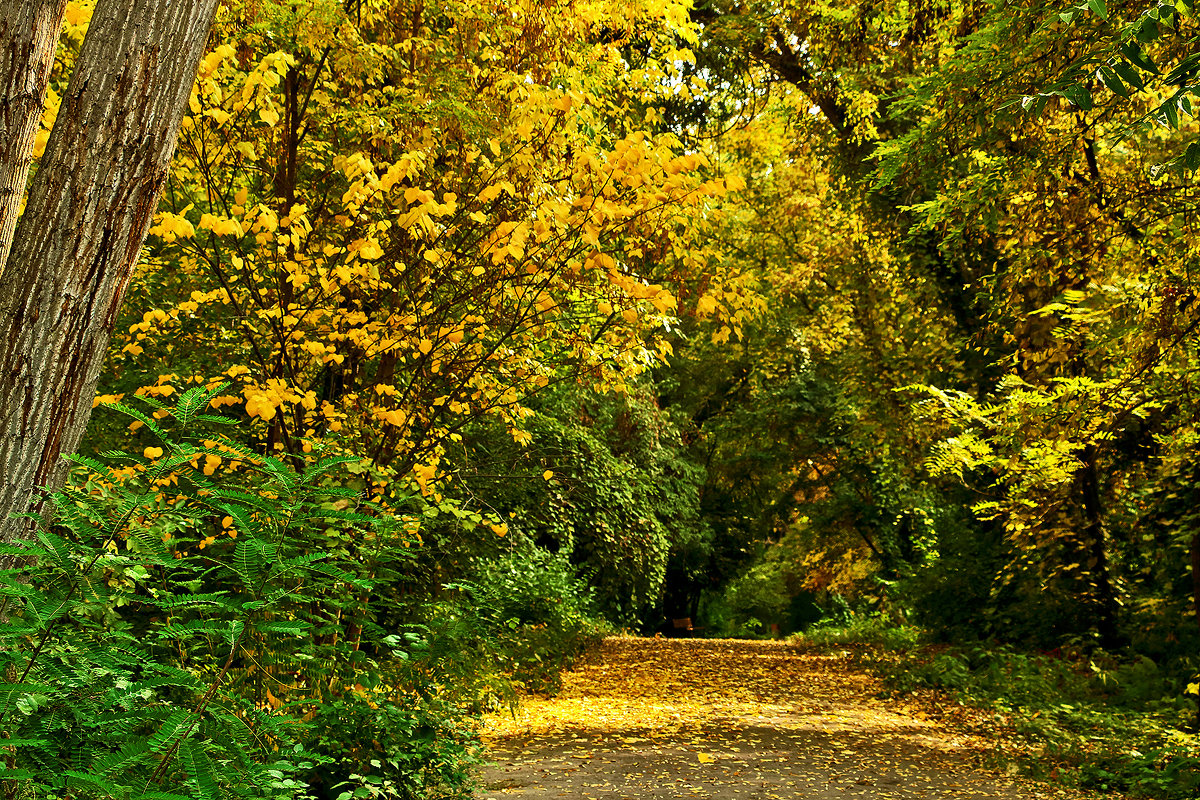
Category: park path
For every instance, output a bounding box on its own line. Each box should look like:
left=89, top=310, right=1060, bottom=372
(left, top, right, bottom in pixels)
left=478, top=636, right=1104, bottom=800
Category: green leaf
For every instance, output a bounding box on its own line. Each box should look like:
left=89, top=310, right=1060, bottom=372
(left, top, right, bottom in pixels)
left=252, top=619, right=313, bottom=636
left=1087, top=0, right=1107, bottom=19
left=182, top=740, right=221, bottom=800
left=1119, top=41, right=1159, bottom=74
left=1112, top=60, right=1146, bottom=90
left=154, top=592, right=232, bottom=610
left=93, top=741, right=154, bottom=777
left=1097, top=66, right=1129, bottom=97
left=101, top=401, right=169, bottom=442
left=1183, top=141, right=1200, bottom=170
left=1163, top=100, right=1180, bottom=128
left=146, top=710, right=197, bottom=754
left=1135, top=16, right=1159, bottom=42
left=1163, top=53, right=1200, bottom=86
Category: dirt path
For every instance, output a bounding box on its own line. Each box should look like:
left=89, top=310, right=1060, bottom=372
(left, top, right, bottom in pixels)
left=479, top=637, right=1104, bottom=799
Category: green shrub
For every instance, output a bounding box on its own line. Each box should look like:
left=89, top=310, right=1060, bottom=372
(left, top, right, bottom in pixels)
left=859, top=634, right=1200, bottom=800
left=0, top=386, right=373, bottom=797
left=308, top=692, right=481, bottom=800
left=797, top=614, right=921, bottom=651
left=462, top=545, right=604, bottom=693
left=0, top=386, right=515, bottom=800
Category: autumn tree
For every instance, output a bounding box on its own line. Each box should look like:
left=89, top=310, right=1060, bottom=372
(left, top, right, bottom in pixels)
left=98, top=0, right=741, bottom=522
left=670, top=0, right=1200, bottom=646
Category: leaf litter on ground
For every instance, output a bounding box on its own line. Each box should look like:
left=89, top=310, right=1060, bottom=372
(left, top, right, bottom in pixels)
left=479, top=636, right=1118, bottom=799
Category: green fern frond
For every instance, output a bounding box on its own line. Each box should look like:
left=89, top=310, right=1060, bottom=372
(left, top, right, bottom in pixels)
left=190, top=414, right=237, bottom=426
left=0, top=543, right=50, bottom=560
left=297, top=453, right=357, bottom=484
left=181, top=739, right=221, bottom=800
left=171, top=385, right=222, bottom=428
left=153, top=592, right=233, bottom=611
left=198, top=437, right=261, bottom=465
left=250, top=619, right=312, bottom=637
left=270, top=551, right=329, bottom=573
left=233, top=537, right=276, bottom=589
left=63, top=769, right=130, bottom=796
left=297, top=508, right=377, bottom=527
left=124, top=524, right=171, bottom=563
left=92, top=740, right=154, bottom=777
left=101, top=401, right=168, bottom=442
left=145, top=710, right=197, bottom=754
left=0, top=769, right=37, bottom=780
left=34, top=526, right=74, bottom=571
left=258, top=455, right=297, bottom=492
left=64, top=453, right=124, bottom=484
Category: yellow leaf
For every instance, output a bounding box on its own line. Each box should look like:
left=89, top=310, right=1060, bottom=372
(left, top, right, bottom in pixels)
left=144, top=447, right=164, bottom=459
left=359, top=239, right=384, bottom=260
left=543, top=470, right=554, bottom=480
left=697, top=753, right=713, bottom=763
left=64, top=2, right=89, bottom=25
left=245, top=395, right=276, bottom=421
left=418, top=339, right=433, bottom=355
left=32, top=129, right=49, bottom=159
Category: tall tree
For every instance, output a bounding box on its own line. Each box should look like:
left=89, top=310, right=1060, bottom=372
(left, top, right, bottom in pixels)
left=0, top=0, right=220, bottom=548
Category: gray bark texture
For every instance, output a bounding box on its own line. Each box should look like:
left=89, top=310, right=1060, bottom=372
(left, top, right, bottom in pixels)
left=0, top=0, right=221, bottom=551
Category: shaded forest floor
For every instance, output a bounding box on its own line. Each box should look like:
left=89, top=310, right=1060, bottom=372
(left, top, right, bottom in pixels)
left=478, top=636, right=1110, bottom=799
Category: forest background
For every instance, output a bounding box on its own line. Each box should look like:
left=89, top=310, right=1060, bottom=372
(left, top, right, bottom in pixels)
left=2, top=0, right=1200, bottom=798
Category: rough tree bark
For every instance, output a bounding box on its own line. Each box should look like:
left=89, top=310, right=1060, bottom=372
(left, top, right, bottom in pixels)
left=0, top=0, right=221, bottom=551
left=0, top=0, right=65, bottom=267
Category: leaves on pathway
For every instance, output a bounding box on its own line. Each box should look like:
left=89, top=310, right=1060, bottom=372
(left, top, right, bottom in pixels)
left=487, top=636, right=963, bottom=745
left=481, top=637, right=1109, bottom=800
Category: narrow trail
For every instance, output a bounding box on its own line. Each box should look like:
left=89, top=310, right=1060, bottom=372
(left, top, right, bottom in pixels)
left=479, top=637, right=1106, bottom=800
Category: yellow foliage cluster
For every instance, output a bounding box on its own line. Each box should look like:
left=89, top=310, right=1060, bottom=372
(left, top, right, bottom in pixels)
left=104, top=0, right=751, bottom=499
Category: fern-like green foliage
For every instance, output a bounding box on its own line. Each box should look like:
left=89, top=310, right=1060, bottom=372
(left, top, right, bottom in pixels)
left=0, top=385, right=399, bottom=799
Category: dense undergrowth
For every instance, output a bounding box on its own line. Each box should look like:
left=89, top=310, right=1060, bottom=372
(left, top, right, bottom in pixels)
left=798, top=617, right=1200, bottom=800
left=0, top=387, right=603, bottom=800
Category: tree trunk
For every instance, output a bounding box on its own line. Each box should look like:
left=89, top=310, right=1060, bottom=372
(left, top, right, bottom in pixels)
left=0, top=0, right=66, bottom=268
left=0, top=0, right=220, bottom=551
left=1078, top=443, right=1121, bottom=648
left=1191, top=531, right=1200, bottom=644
